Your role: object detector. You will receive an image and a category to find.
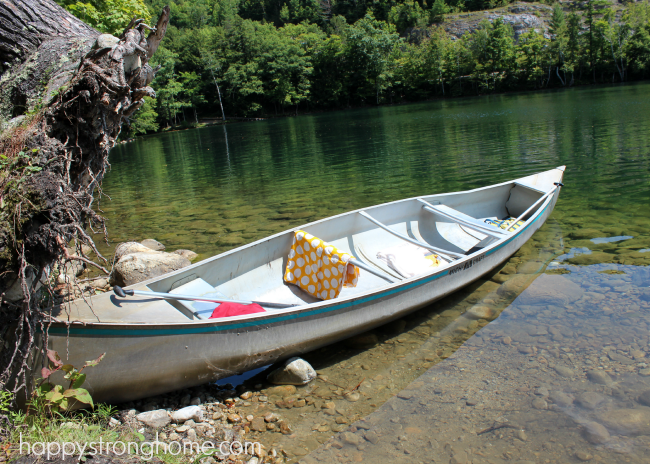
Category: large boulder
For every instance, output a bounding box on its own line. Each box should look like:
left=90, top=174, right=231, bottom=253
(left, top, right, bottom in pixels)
left=110, top=249, right=191, bottom=287
left=267, top=357, right=317, bottom=385
left=517, top=274, right=583, bottom=306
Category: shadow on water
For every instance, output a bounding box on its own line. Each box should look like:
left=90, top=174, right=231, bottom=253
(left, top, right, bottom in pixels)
left=303, top=243, right=650, bottom=463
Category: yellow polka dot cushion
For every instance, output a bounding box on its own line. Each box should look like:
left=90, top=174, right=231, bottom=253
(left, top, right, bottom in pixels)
left=284, top=230, right=360, bottom=300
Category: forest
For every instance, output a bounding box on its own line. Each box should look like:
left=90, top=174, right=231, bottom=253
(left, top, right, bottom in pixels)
left=54, top=0, right=650, bottom=134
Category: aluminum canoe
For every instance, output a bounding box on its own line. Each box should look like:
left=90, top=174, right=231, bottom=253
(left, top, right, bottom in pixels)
left=44, top=166, right=565, bottom=403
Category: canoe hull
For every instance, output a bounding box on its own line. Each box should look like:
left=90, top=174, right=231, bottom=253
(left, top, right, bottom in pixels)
left=47, top=188, right=559, bottom=404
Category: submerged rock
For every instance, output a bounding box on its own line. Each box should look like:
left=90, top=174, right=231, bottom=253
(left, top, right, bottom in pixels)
left=114, top=242, right=156, bottom=261
left=597, top=407, right=650, bottom=436
left=141, top=238, right=165, bottom=251
left=136, top=409, right=170, bottom=428
left=267, top=357, right=317, bottom=385
left=587, top=370, right=612, bottom=385
left=582, top=421, right=610, bottom=444
left=173, top=249, right=198, bottom=261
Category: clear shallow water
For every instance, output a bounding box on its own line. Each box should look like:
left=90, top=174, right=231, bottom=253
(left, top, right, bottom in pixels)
left=99, top=83, right=650, bottom=463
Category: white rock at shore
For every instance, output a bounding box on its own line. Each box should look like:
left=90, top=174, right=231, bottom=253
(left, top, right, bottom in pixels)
left=136, top=409, right=171, bottom=428
left=171, top=406, right=203, bottom=423
left=110, top=241, right=191, bottom=287
left=267, top=357, right=317, bottom=385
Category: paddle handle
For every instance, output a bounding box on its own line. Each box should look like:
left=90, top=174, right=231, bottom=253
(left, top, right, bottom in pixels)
left=113, top=286, right=134, bottom=297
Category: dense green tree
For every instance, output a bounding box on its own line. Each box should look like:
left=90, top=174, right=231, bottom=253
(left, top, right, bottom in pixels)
left=55, top=0, right=151, bottom=35
left=128, top=97, right=159, bottom=135
left=344, top=13, right=401, bottom=104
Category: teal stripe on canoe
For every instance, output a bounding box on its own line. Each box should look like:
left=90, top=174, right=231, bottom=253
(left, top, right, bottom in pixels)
left=48, top=198, right=552, bottom=337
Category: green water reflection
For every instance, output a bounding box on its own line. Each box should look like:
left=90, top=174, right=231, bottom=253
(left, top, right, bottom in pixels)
left=97, top=83, right=650, bottom=262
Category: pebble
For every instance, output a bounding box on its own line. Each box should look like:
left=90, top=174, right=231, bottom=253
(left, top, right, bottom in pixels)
left=575, top=451, right=593, bottom=461
left=344, top=392, right=360, bottom=402
left=250, top=417, right=266, bottom=432
left=549, top=391, right=573, bottom=407
left=227, top=414, right=241, bottom=423
left=582, top=421, right=610, bottom=444
left=553, top=365, right=574, bottom=377
left=240, top=391, right=253, bottom=400
left=135, top=409, right=170, bottom=428
left=586, top=370, right=612, bottom=385
left=171, top=406, right=203, bottom=423
left=534, top=386, right=549, bottom=397
left=532, top=398, right=548, bottom=410
left=187, top=428, right=197, bottom=442
left=576, top=392, right=605, bottom=410
left=264, top=413, right=279, bottom=423
left=515, top=429, right=527, bottom=441
left=341, top=431, right=363, bottom=446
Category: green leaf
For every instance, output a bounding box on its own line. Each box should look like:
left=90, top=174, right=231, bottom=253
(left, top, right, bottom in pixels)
left=63, top=388, right=93, bottom=407
left=45, top=391, right=64, bottom=403
left=61, top=364, right=74, bottom=373
left=134, top=431, right=145, bottom=442
left=83, top=353, right=106, bottom=368
left=71, top=373, right=86, bottom=389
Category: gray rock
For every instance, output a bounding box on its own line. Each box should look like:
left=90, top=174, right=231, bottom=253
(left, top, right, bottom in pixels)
left=140, top=238, right=165, bottom=251
left=190, top=397, right=201, bottom=406
left=136, top=409, right=170, bottom=428
left=496, top=275, right=531, bottom=298
left=586, top=370, right=612, bottom=385
left=638, top=390, right=650, bottom=407
left=95, top=34, right=120, bottom=49
left=110, top=251, right=191, bottom=286
left=535, top=386, right=549, bottom=397
left=340, top=431, right=363, bottom=446
left=173, top=249, right=198, bottom=261
left=171, top=406, right=203, bottom=423
left=90, top=278, right=108, bottom=289
left=141, top=239, right=165, bottom=251
left=267, top=357, right=317, bottom=385
left=553, top=365, right=574, bottom=378
left=582, top=421, right=610, bottom=444
left=464, top=305, right=497, bottom=320
left=549, top=391, right=574, bottom=407
left=532, top=398, right=548, bottom=410
left=576, top=392, right=605, bottom=410
left=114, top=242, right=156, bottom=261
left=608, top=351, right=634, bottom=365
left=597, top=407, right=650, bottom=436
left=186, top=428, right=197, bottom=442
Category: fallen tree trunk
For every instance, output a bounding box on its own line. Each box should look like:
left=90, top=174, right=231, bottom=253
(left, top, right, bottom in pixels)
left=0, top=0, right=170, bottom=397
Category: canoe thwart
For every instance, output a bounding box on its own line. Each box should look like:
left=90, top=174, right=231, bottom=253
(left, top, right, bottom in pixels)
left=358, top=211, right=463, bottom=260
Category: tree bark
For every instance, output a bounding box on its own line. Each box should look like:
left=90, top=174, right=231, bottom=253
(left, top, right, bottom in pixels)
left=0, top=0, right=170, bottom=396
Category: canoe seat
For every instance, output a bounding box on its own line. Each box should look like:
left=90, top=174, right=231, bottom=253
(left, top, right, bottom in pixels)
left=418, top=200, right=508, bottom=238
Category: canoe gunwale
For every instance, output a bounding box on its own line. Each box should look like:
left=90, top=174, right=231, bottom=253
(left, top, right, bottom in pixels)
left=49, top=178, right=562, bottom=333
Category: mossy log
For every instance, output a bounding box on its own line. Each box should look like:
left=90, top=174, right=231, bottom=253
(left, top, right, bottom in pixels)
left=0, top=0, right=170, bottom=394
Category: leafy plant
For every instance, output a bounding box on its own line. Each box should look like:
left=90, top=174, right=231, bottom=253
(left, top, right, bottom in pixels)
left=32, top=350, right=105, bottom=414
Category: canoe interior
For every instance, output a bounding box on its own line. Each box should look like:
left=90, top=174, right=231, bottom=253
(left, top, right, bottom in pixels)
left=56, top=168, right=561, bottom=324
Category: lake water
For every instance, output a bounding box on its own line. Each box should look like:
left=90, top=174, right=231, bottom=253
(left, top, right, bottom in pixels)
left=100, top=83, right=650, bottom=463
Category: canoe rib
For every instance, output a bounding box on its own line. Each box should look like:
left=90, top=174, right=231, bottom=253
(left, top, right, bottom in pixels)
left=358, top=210, right=463, bottom=261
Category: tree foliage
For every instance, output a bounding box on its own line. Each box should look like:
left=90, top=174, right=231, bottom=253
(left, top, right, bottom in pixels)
left=59, top=0, right=650, bottom=127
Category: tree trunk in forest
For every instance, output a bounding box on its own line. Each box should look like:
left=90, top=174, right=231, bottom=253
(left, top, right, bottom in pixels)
left=0, top=0, right=170, bottom=396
